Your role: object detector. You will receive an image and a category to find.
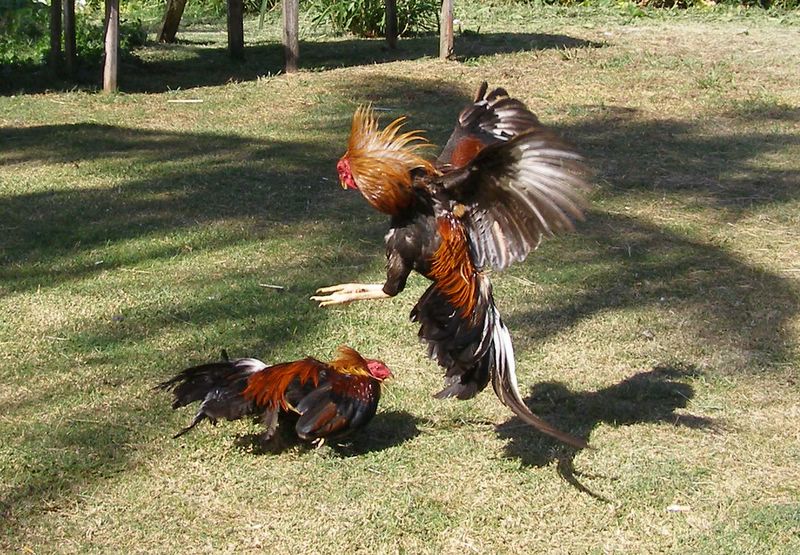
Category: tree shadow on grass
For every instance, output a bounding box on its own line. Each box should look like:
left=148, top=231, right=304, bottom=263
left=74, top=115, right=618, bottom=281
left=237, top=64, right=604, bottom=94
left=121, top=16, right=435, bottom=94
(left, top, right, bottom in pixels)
left=496, top=363, right=714, bottom=499
left=1, top=31, right=603, bottom=95
left=0, top=123, right=370, bottom=293
left=506, top=211, right=799, bottom=372
left=562, top=104, right=800, bottom=213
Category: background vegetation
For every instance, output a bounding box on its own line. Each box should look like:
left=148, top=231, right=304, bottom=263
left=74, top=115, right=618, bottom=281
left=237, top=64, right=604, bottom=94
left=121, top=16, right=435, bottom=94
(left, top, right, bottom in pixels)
left=1, top=1, right=799, bottom=553
left=2, top=0, right=799, bottom=70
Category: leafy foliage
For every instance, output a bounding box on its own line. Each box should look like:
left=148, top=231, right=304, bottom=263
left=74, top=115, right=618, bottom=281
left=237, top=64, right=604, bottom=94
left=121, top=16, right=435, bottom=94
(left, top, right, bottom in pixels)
left=75, top=15, right=148, bottom=66
left=0, top=0, right=49, bottom=65
left=308, top=0, right=440, bottom=38
left=512, top=0, right=799, bottom=8
left=0, top=2, right=146, bottom=68
left=178, top=0, right=279, bottom=20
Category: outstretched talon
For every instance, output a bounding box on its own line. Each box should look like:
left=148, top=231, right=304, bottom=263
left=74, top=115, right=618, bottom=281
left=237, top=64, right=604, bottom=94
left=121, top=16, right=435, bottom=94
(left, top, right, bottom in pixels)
left=311, top=283, right=390, bottom=307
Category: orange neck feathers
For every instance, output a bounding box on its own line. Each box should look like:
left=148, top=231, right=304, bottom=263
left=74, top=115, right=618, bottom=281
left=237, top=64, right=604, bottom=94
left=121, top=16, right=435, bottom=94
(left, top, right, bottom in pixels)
left=329, top=345, right=371, bottom=377
left=341, top=105, right=435, bottom=214
left=242, top=347, right=377, bottom=411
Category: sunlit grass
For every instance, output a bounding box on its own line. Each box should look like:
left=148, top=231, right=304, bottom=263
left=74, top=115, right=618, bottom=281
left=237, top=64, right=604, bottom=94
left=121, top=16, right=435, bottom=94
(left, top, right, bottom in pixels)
left=1, top=3, right=799, bottom=553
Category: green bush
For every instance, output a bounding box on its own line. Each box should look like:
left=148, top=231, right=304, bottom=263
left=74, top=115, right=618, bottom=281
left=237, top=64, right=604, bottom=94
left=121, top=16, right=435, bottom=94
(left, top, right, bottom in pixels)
left=0, top=1, right=147, bottom=68
left=0, top=0, right=49, bottom=65
left=308, top=0, right=440, bottom=38
left=76, top=15, right=148, bottom=65
left=181, top=0, right=279, bottom=21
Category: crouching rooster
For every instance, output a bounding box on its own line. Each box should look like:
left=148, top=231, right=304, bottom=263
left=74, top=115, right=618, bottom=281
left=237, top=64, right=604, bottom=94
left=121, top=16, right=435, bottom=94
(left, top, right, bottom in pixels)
left=312, top=82, right=590, bottom=449
left=156, top=346, right=392, bottom=445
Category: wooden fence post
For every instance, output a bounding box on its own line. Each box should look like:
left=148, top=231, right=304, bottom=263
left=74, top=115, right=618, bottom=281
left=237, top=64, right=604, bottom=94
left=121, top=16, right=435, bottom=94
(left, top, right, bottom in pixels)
left=227, top=0, right=245, bottom=59
left=63, top=0, right=76, bottom=76
left=386, top=0, right=397, bottom=50
left=282, top=0, right=299, bottom=73
left=49, top=0, right=63, bottom=71
left=440, top=0, right=454, bottom=60
left=103, top=0, right=119, bottom=93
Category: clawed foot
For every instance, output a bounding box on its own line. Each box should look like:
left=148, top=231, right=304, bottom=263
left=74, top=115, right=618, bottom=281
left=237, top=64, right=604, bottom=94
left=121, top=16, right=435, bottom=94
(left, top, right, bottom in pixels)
left=310, top=283, right=389, bottom=307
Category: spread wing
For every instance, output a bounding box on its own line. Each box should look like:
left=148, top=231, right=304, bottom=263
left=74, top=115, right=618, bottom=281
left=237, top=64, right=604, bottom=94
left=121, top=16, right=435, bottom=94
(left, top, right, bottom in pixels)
left=433, top=83, right=590, bottom=271
left=294, top=374, right=381, bottom=441
left=437, top=82, right=542, bottom=169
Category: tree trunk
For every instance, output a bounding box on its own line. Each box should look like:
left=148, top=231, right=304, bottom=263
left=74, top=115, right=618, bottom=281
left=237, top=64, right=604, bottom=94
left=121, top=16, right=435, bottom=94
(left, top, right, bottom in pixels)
left=227, top=0, right=245, bottom=59
left=158, top=0, right=189, bottom=43
left=439, top=0, right=454, bottom=60
left=385, top=0, right=397, bottom=50
left=103, top=0, right=119, bottom=93
left=282, top=0, right=299, bottom=73
left=49, top=0, right=62, bottom=71
left=63, top=0, right=76, bottom=76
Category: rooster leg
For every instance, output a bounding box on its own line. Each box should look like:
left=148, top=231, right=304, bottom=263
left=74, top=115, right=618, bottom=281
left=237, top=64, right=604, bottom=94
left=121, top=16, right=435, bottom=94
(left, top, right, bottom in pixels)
left=310, top=283, right=389, bottom=307
left=172, top=411, right=207, bottom=439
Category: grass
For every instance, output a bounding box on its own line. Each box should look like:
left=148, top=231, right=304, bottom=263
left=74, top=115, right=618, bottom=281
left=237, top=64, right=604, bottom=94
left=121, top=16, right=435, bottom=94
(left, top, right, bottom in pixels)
left=1, top=2, right=799, bottom=552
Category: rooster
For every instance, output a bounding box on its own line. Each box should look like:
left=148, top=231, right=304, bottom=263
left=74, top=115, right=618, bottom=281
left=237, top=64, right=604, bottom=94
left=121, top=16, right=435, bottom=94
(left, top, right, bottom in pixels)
left=311, top=83, right=590, bottom=449
left=156, top=346, right=393, bottom=444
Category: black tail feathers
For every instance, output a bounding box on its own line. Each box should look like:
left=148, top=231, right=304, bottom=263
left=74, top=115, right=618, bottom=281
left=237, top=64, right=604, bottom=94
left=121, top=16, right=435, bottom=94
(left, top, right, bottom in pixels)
left=156, top=354, right=267, bottom=437
left=412, top=280, right=493, bottom=400
left=414, top=278, right=589, bottom=449
left=156, top=360, right=243, bottom=409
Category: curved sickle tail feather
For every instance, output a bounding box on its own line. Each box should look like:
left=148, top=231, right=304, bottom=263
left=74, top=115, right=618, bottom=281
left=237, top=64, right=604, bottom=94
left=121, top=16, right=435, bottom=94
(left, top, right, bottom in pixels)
left=489, top=306, right=589, bottom=449
left=414, top=275, right=589, bottom=449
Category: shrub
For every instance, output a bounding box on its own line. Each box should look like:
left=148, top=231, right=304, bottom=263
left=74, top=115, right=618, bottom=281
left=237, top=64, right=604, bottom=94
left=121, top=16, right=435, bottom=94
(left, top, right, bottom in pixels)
left=181, top=0, right=279, bottom=21
left=308, top=0, right=440, bottom=38
left=74, top=15, right=148, bottom=65
left=0, top=0, right=50, bottom=65
left=0, top=1, right=146, bottom=68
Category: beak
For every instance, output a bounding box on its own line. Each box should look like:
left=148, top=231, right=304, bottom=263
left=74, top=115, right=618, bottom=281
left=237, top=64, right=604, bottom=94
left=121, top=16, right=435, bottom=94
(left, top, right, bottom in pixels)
left=340, top=179, right=348, bottom=189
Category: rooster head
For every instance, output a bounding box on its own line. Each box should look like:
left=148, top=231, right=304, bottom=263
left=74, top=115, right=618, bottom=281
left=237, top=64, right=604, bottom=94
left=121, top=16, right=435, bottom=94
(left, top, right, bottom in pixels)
left=337, top=156, right=357, bottom=190
left=366, top=359, right=393, bottom=381
left=337, top=105, right=435, bottom=214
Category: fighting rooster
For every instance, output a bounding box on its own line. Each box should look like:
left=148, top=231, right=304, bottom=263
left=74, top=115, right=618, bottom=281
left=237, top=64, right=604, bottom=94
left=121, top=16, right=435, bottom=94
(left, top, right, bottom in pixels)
left=312, top=83, right=590, bottom=448
left=156, top=346, right=392, bottom=444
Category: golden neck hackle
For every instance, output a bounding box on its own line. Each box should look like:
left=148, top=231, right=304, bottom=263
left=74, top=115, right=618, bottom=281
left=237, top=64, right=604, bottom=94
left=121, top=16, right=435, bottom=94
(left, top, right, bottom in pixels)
left=345, top=105, right=435, bottom=214
left=330, top=345, right=370, bottom=377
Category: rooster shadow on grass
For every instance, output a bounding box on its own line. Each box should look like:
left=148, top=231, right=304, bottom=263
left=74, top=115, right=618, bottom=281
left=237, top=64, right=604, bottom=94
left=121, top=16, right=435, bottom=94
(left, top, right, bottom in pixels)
left=496, top=362, right=715, bottom=499
left=233, top=409, right=423, bottom=457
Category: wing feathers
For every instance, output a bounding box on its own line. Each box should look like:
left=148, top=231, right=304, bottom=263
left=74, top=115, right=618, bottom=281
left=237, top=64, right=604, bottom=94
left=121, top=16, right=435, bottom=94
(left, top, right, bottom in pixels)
left=445, top=129, right=590, bottom=271
left=242, top=358, right=327, bottom=410
left=433, top=83, right=590, bottom=272
left=295, top=378, right=381, bottom=441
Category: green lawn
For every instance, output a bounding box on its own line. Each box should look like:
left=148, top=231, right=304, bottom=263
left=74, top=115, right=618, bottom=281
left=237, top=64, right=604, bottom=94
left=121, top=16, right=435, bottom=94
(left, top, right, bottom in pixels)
left=1, top=3, right=799, bottom=553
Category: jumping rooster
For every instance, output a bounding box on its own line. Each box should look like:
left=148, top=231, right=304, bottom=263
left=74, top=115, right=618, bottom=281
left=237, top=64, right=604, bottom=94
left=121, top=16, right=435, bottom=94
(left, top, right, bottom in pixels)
left=156, top=346, right=392, bottom=444
left=312, top=83, right=590, bottom=448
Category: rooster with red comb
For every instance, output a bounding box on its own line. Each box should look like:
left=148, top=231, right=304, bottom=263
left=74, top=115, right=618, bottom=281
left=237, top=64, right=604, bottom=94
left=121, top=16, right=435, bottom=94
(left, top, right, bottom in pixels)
left=312, top=83, right=591, bottom=449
